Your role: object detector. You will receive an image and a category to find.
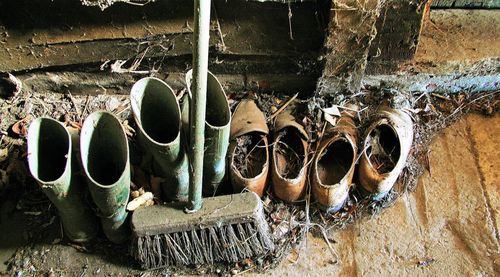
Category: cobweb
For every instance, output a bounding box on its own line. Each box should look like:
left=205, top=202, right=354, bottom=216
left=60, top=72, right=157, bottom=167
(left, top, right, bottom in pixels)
left=81, top=0, right=155, bottom=10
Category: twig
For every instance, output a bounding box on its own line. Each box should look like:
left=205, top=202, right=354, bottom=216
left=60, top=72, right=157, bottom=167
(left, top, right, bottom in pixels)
left=114, top=104, right=130, bottom=116
left=269, top=93, right=299, bottom=121
left=235, top=266, right=255, bottom=276
left=466, top=90, right=497, bottom=106
left=431, top=93, right=450, bottom=101
left=82, top=95, right=91, bottom=118
left=212, top=4, right=227, bottom=52
left=66, top=91, right=81, bottom=121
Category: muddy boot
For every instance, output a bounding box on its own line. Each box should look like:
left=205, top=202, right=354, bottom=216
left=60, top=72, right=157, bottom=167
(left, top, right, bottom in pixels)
left=271, top=103, right=309, bottom=203
left=80, top=112, right=131, bottom=244
left=183, top=70, right=231, bottom=196
left=130, top=77, right=189, bottom=202
left=229, top=99, right=269, bottom=197
left=358, top=103, right=414, bottom=200
left=27, top=117, right=99, bottom=242
left=311, top=106, right=358, bottom=213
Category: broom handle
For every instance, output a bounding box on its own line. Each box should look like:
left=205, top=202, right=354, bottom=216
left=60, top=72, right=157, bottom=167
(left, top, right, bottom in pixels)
left=188, top=0, right=211, bottom=212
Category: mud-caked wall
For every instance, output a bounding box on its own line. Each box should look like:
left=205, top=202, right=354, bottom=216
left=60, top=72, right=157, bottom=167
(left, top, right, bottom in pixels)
left=0, top=0, right=432, bottom=95
left=0, top=0, right=332, bottom=94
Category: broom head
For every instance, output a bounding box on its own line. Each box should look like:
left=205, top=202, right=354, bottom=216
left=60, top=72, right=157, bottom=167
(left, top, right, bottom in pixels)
left=130, top=192, right=274, bottom=269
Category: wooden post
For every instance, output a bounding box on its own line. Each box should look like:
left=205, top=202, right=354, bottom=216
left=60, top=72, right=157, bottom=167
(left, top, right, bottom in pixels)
left=319, top=0, right=382, bottom=94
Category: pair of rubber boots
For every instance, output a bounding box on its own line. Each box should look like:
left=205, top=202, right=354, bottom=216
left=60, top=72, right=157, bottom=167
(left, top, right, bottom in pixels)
left=27, top=112, right=130, bottom=243
left=130, top=70, right=231, bottom=201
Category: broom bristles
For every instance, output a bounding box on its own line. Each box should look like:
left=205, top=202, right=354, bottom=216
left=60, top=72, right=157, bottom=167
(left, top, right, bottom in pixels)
left=132, top=220, right=274, bottom=268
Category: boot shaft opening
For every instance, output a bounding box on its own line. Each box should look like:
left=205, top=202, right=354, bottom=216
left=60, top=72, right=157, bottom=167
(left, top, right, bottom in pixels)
left=82, top=112, right=128, bottom=186
left=132, top=78, right=181, bottom=144
left=28, top=118, right=70, bottom=182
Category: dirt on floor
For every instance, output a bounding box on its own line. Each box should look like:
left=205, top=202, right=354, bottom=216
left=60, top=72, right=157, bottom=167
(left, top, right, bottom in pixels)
left=1, top=106, right=497, bottom=276
left=259, top=113, right=500, bottom=276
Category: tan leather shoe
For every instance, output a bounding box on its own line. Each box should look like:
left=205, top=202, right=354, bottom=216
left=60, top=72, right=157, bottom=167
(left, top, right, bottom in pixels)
left=271, top=104, right=309, bottom=203
left=358, top=103, right=413, bottom=200
left=228, top=99, right=269, bottom=197
left=312, top=106, right=358, bottom=212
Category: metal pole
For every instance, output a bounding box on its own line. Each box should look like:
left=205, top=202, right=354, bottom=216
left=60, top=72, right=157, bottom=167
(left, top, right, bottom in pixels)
left=188, top=0, right=211, bottom=212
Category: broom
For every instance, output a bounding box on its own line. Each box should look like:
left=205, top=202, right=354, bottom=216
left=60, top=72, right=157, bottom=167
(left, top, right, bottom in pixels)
left=130, top=0, right=274, bottom=269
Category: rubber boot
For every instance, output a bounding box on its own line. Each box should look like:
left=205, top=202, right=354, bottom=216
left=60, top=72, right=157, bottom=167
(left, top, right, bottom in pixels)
left=27, top=117, right=98, bottom=242
left=130, top=77, right=189, bottom=202
left=183, top=70, right=231, bottom=196
left=80, top=111, right=131, bottom=244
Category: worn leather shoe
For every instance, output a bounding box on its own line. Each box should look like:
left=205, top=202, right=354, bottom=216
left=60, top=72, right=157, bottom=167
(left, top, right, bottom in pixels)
left=271, top=103, right=309, bottom=203
left=228, top=99, right=270, bottom=197
left=312, top=106, right=358, bottom=212
left=358, top=103, right=413, bottom=200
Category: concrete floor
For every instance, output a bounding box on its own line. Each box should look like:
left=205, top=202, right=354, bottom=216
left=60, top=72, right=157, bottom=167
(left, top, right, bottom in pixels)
left=262, top=113, right=499, bottom=276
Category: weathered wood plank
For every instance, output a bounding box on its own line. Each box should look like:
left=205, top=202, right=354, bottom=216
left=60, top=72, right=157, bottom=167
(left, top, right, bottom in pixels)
left=17, top=71, right=317, bottom=96
left=0, top=0, right=324, bottom=72
left=0, top=0, right=192, bottom=46
left=0, top=33, right=211, bottom=73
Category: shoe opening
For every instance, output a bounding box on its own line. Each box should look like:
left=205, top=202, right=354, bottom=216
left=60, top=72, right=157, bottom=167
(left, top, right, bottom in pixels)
left=366, top=124, right=401, bottom=174
left=317, top=138, right=354, bottom=185
left=233, top=133, right=267, bottom=179
left=274, top=128, right=306, bottom=180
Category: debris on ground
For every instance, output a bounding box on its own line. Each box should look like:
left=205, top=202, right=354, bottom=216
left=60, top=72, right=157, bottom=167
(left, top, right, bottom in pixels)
left=274, top=130, right=304, bottom=179
left=0, top=69, right=498, bottom=275
left=127, top=191, right=154, bottom=211
left=417, top=257, right=436, bottom=267
left=233, top=134, right=267, bottom=178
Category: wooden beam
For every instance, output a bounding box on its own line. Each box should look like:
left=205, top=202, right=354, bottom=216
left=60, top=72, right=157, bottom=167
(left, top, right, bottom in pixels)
left=0, top=0, right=324, bottom=73
left=17, top=71, right=317, bottom=96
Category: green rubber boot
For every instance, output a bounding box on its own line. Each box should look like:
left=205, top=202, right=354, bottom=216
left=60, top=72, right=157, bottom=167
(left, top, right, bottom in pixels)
left=130, top=77, right=189, bottom=202
left=183, top=70, right=231, bottom=196
left=27, top=117, right=98, bottom=242
left=80, top=111, right=131, bottom=244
